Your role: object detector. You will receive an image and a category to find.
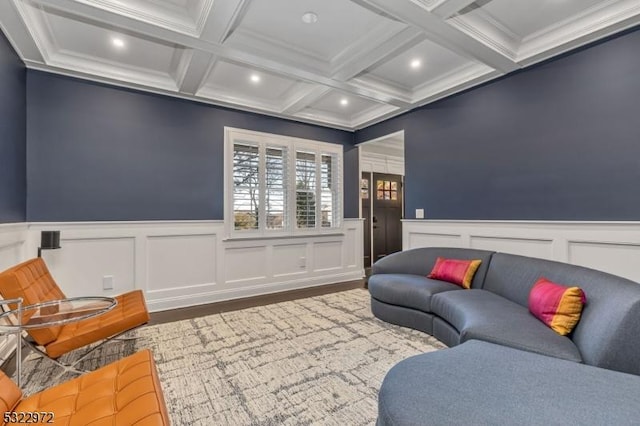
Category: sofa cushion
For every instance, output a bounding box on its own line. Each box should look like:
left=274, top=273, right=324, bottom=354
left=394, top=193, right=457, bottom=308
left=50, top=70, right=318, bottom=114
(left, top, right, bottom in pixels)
left=369, top=274, right=461, bottom=313
left=378, top=340, right=640, bottom=426
left=529, top=277, right=586, bottom=336
left=427, top=257, right=482, bottom=289
left=371, top=247, right=494, bottom=289
left=483, top=253, right=640, bottom=375
left=431, top=289, right=582, bottom=362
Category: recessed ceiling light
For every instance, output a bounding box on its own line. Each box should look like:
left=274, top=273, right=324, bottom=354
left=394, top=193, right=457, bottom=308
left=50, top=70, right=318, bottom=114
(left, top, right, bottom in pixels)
left=250, top=74, right=261, bottom=83
left=410, top=59, right=422, bottom=69
left=302, top=12, right=318, bottom=24
left=111, top=37, right=125, bottom=48
left=340, top=98, right=348, bottom=106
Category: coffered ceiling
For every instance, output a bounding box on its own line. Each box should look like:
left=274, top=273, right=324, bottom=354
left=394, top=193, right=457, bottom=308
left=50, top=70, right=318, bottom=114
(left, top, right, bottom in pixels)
left=1, top=0, right=638, bottom=130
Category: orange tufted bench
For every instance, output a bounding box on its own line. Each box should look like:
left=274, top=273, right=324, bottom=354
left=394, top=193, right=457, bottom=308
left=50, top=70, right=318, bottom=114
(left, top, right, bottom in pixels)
left=0, top=258, right=150, bottom=360
left=0, top=349, right=170, bottom=425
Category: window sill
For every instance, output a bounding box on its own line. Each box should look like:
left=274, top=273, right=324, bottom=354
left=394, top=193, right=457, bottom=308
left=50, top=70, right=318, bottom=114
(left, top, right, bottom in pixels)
left=222, top=232, right=345, bottom=242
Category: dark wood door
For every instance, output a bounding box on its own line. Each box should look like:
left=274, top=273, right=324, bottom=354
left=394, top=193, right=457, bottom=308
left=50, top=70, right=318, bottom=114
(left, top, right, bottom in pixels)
left=372, top=173, right=403, bottom=262
left=361, top=172, right=372, bottom=268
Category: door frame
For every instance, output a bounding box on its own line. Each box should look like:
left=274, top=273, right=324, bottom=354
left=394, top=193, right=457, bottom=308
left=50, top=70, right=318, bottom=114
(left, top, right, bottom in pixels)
left=358, top=130, right=405, bottom=266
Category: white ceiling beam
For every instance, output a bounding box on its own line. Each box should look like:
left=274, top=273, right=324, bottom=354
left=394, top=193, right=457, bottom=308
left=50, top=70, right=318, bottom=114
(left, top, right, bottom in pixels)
left=199, top=0, right=251, bottom=44
left=353, top=0, right=519, bottom=73
left=331, top=27, right=425, bottom=81
left=32, top=0, right=411, bottom=107
left=178, top=50, right=215, bottom=94
left=431, top=0, right=477, bottom=19
left=280, top=86, right=331, bottom=115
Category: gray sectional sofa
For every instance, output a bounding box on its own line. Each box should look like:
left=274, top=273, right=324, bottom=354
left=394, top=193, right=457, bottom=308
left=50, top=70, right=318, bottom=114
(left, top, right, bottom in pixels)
left=369, top=247, right=640, bottom=425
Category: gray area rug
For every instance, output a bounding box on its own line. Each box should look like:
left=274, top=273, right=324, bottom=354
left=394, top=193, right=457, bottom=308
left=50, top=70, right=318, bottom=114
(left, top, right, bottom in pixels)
left=19, top=289, right=445, bottom=425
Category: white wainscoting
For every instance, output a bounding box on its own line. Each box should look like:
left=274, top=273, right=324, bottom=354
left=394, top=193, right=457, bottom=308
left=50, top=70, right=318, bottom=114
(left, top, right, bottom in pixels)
left=0, top=223, right=27, bottom=272
left=403, top=220, right=640, bottom=283
left=28, top=219, right=364, bottom=312
left=0, top=223, right=28, bottom=365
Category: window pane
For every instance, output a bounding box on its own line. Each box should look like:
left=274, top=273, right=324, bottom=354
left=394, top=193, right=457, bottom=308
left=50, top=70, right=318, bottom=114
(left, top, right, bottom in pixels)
left=391, top=182, right=398, bottom=190
left=233, top=143, right=259, bottom=230
left=296, top=151, right=316, bottom=228
left=266, top=147, right=286, bottom=230
left=321, top=154, right=334, bottom=227
left=377, top=180, right=384, bottom=190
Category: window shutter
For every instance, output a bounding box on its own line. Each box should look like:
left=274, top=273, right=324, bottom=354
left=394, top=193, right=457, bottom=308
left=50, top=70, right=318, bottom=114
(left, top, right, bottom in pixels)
left=265, top=146, right=287, bottom=230
left=295, top=150, right=316, bottom=229
left=233, top=143, right=260, bottom=230
left=321, top=153, right=340, bottom=228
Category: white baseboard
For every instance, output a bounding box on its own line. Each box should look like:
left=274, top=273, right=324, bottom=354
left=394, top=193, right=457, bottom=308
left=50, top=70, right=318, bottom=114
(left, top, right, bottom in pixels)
left=147, top=270, right=364, bottom=312
left=403, top=220, right=640, bottom=283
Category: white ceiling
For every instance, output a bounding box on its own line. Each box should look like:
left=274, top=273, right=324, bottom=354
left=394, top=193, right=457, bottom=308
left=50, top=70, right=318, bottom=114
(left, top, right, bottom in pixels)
left=1, top=0, right=638, bottom=130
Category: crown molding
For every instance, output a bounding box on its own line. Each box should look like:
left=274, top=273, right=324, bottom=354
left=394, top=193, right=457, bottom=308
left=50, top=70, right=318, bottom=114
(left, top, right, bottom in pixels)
left=517, top=0, right=640, bottom=66
left=71, top=0, right=214, bottom=37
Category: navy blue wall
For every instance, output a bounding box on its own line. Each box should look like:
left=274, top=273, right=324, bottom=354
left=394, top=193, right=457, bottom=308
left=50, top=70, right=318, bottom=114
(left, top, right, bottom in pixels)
left=27, top=71, right=358, bottom=221
left=0, top=31, right=26, bottom=223
left=357, top=27, right=640, bottom=220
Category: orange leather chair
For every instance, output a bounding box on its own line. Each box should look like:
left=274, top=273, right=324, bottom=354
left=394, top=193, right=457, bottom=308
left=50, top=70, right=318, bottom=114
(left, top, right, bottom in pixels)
left=0, top=349, right=170, bottom=425
left=0, top=258, right=149, bottom=363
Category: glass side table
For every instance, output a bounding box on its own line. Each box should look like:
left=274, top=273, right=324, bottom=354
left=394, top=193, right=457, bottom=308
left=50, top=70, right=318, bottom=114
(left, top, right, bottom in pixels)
left=0, top=296, right=117, bottom=388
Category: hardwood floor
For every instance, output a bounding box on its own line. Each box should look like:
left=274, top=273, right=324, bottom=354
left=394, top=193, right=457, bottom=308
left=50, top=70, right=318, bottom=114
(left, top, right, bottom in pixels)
left=149, top=279, right=367, bottom=325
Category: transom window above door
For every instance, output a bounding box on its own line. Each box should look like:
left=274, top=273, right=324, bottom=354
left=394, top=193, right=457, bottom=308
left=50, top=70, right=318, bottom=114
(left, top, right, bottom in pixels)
left=225, top=127, right=343, bottom=237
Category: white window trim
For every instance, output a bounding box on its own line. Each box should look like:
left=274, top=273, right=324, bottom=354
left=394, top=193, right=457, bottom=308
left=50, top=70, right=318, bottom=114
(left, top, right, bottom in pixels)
left=224, top=127, right=344, bottom=239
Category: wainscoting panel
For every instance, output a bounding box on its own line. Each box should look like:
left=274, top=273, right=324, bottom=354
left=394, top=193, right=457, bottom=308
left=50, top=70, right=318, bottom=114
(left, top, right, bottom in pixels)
left=408, top=232, right=462, bottom=249
left=147, top=234, right=217, bottom=297
left=272, top=243, right=307, bottom=277
left=224, top=245, right=269, bottom=284
left=45, top=237, right=136, bottom=298
left=470, top=236, right=554, bottom=260
left=24, top=220, right=364, bottom=312
left=403, top=220, right=640, bottom=283
left=344, top=226, right=358, bottom=268
left=313, top=241, right=343, bottom=272
left=568, top=241, right=640, bottom=282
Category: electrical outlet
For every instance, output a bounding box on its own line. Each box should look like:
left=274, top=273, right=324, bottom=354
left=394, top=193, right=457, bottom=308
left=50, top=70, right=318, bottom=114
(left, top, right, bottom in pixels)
left=416, top=209, right=425, bottom=219
left=299, top=257, right=306, bottom=268
left=102, top=275, right=114, bottom=290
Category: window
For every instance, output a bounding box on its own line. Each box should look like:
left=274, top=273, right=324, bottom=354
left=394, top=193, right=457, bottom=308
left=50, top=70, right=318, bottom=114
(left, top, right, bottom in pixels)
left=226, top=128, right=343, bottom=236
left=296, top=151, right=316, bottom=229
left=376, top=180, right=398, bottom=200
left=233, top=144, right=260, bottom=230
